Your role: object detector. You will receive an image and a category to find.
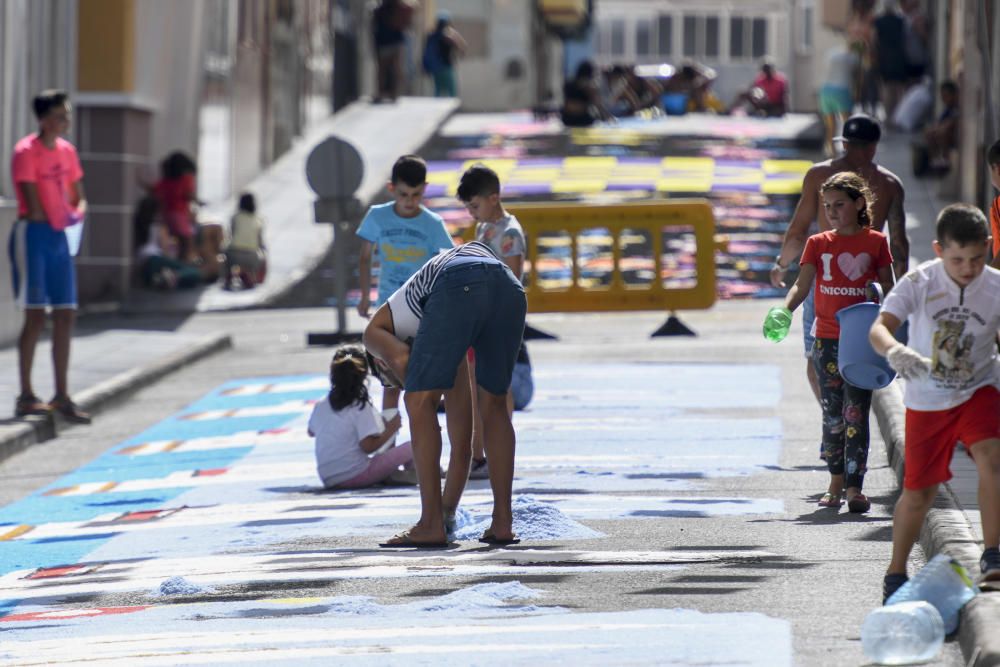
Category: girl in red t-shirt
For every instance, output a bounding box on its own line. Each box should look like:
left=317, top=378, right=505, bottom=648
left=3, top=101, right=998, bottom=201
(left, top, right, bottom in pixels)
left=152, top=152, right=198, bottom=262
left=782, top=173, right=894, bottom=513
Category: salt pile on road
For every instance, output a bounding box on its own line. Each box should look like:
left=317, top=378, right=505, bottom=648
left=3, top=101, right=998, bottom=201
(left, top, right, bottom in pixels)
left=151, top=576, right=214, bottom=597
left=452, top=494, right=604, bottom=540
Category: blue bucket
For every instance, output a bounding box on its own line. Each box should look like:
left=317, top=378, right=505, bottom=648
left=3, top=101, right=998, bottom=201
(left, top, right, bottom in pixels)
left=836, top=302, right=908, bottom=390
left=662, top=92, right=688, bottom=116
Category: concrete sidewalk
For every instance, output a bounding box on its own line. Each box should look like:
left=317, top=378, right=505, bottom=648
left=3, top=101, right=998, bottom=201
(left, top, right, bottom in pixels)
left=0, top=325, right=230, bottom=461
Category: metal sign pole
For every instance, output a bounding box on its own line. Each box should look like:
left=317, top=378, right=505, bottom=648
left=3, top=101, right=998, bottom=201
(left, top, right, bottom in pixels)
left=304, top=136, right=366, bottom=346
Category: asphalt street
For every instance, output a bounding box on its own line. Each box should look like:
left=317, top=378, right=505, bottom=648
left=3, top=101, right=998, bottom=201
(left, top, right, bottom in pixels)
left=0, top=303, right=964, bottom=666
left=0, top=107, right=967, bottom=664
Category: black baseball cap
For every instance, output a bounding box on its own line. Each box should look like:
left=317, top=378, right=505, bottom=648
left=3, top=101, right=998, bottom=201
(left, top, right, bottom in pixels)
left=834, top=114, right=881, bottom=144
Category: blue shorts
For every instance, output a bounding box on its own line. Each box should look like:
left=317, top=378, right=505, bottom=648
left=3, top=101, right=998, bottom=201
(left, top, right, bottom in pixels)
left=802, top=285, right=815, bottom=358
left=405, top=259, right=527, bottom=395
left=819, top=84, right=853, bottom=115
left=8, top=220, right=77, bottom=309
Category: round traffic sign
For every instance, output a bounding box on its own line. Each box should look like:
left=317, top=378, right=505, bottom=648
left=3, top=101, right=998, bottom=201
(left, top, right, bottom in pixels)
left=305, top=136, right=364, bottom=199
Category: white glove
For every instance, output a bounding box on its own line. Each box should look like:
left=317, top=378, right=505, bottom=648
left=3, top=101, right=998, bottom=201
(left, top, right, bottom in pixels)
left=887, top=343, right=931, bottom=381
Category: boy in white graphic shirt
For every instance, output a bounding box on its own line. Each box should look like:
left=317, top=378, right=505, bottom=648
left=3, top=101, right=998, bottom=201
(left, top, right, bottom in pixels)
left=870, top=203, right=1000, bottom=601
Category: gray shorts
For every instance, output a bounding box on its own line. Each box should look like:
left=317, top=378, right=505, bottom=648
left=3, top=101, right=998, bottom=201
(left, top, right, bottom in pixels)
left=405, top=260, right=527, bottom=395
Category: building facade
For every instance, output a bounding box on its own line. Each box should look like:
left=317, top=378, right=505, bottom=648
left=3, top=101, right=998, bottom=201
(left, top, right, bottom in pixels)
left=0, top=0, right=362, bottom=344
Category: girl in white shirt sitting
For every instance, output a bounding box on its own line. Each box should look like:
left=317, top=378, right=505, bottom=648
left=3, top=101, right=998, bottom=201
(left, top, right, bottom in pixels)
left=308, top=344, right=406, bottom=489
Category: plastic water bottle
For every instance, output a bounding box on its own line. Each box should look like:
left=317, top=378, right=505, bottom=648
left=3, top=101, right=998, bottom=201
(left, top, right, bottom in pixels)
left=886, top=554, right=978, bottom=635
left=861, top=601, right=944, bottom=665
left=762, top=306, right=792, bottom=342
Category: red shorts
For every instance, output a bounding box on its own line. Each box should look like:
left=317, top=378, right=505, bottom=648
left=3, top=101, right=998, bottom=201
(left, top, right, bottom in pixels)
left=903, top=385, right=1000, bottom=489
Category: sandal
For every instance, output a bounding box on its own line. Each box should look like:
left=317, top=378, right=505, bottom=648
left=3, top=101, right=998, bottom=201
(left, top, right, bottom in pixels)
left=817, top=492, right=843, bottom=508
left=847, top=493, right=871, bottom=514
left=378, top=529, right=450, bottom=549
left=49, top=395, right=92, bottom=425
left=14, top=394, right=50, bottom=418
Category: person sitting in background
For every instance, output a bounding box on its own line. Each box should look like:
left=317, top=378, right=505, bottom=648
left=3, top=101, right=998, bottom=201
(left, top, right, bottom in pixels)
left=662, top=59, right=721, bottom=113
left=624, top=64, right=664, bottom=114
left=729, top=59, right=788, bottom=117
left=223, top=192, right=267, bottom=290
left=133, top=194, right=206, bottom=290
left=151, top=151, right=199, bottom=263
left=561, top=60, right=613, bottom=127
left=923, top=80, right=960, bottom=173
left=601, top=65, right=639, bottom=117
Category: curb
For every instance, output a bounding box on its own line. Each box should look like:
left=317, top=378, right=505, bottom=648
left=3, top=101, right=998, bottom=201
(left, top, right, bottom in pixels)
left=0, top=331, right=232, bottom=463
left=872, top=382, right=1000, bottom=667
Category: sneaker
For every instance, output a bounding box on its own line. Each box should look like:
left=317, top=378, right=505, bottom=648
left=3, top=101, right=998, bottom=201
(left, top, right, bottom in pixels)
left=49, top=395, right=92, bottom=425
left=444, top=511, right=457, bottom=538
left=980, top=547, right=1000, bottom=583
left=883, top=572, right=909, bottom=604
left=468, top=457, right=489, bottom=480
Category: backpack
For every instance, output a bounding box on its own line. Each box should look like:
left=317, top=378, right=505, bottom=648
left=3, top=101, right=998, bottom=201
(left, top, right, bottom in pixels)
left=422, top=32, right=445, bottom=74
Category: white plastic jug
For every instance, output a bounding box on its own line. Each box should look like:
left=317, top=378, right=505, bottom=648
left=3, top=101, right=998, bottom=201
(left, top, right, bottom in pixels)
left=861, top=601, right=944, bottom=665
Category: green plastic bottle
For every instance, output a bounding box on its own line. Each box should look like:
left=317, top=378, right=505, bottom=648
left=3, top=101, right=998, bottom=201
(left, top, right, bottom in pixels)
left=763, top=306, right=792, bottom=343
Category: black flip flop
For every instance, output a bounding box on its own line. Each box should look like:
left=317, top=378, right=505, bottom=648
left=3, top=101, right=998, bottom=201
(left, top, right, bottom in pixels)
left=378, top=530, right=451, bottom=549
left=478, top=531, right=521, bottom=546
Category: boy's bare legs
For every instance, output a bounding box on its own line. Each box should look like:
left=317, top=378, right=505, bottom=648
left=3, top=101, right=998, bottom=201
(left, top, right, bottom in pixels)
left=51, top=308, right=74, bottom=398
left=970, top=439, right=1000, bottom=548
left=17, top=309, right=46, bottom=399
left=401, top=389, right=447, bottom=543
left=887, top=484, right=939, bottom=574
left=442, top=358, right=474, bottom=514
left=471, top=383, right=513, bottom=463
left=479, top=386, right=516, bottom=540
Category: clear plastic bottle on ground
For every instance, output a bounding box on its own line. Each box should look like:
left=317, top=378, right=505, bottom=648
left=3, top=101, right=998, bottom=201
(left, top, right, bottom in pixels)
left=861, top=601, right=944, bottom=665
left=762, top=306, right=792, bottom=342
left=886, top=554, right=978, bottom=635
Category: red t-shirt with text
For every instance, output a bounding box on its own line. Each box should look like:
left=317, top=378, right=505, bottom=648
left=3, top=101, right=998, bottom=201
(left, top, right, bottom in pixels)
left=801, top=227, right=892, bottom=338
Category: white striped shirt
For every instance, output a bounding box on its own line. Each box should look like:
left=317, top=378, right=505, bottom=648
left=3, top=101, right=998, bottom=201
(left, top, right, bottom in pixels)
left=387, top=241, right=500, bottom=341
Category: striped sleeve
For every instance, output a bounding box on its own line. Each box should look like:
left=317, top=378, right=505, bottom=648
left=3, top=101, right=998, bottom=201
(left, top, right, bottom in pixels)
left=402, top=242, right=499, bottom=319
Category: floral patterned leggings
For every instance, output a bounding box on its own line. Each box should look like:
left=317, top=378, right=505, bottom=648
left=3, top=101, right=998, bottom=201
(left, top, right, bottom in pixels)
left=813, top=337, right=872, bottom=489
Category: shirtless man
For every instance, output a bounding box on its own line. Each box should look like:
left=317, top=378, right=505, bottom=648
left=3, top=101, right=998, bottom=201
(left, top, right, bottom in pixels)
left=770, top=114, right=909, bottom=402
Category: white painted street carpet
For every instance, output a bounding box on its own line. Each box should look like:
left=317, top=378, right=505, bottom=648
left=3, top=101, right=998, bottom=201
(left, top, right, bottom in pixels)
left=0, top=364, right=792, bottom=665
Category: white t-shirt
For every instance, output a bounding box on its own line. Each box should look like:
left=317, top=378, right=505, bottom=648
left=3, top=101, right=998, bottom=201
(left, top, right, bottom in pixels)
left=475, top=213, right=526, bottom=281
left=308, top=397, right=383, bottom=486
left=229, top=211, right=264, bottom=251
left=881, top=259, right=1000, bottom=410
left=823, top=47, right=859, bottom=90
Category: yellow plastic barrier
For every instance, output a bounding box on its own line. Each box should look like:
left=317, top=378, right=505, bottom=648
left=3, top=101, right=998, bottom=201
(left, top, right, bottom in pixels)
left=471, top=200, right=722, bottom=314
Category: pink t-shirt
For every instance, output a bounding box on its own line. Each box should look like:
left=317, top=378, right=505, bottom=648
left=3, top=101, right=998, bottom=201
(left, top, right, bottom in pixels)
left=11, top=134, right=84, bottom=231
left=753, top=73, right=788, bottom=106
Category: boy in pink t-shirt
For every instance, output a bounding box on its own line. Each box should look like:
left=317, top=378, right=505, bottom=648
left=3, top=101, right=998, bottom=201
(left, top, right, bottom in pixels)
left=7, top=89, right=90, bottom=423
